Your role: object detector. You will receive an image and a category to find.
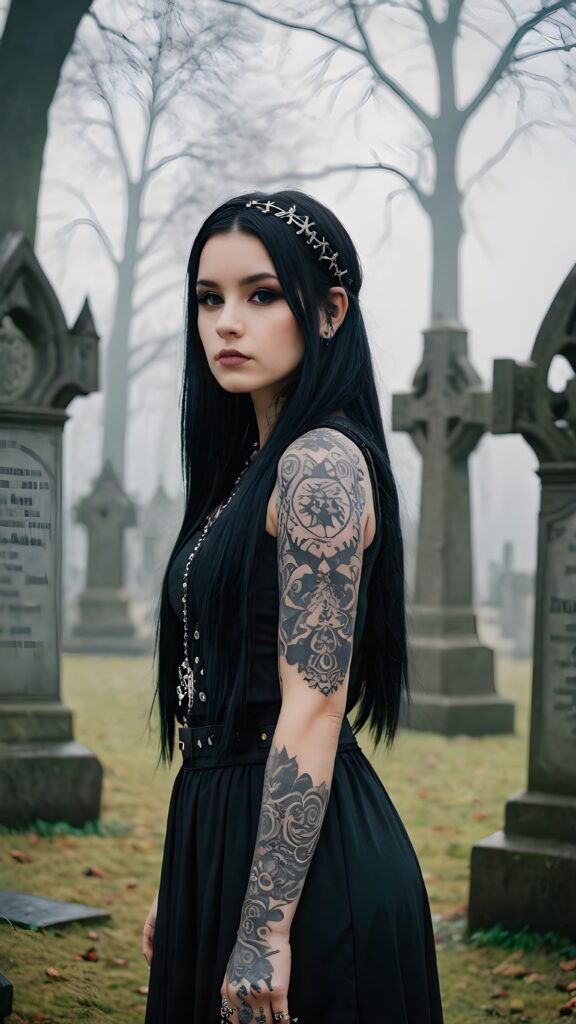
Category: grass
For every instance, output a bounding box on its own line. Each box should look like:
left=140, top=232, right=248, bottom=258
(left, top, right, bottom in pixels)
left=1, top=655, right=575, bottom=1023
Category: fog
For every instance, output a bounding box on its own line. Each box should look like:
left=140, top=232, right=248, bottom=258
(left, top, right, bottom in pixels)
left=21, top=1, right=576, bottom=596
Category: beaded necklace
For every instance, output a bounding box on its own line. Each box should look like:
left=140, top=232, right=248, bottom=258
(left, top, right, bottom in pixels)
left=176, top=441, right=260, bottom=723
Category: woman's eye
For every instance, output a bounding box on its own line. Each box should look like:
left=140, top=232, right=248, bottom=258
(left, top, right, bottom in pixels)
left=251, top=288, right=278, bottom=303
left=197, top=292, right=221, bottom=306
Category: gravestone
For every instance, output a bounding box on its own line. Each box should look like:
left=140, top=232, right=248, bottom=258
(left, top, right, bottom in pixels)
left=393, top=321, right=515, bottom=735
left=0, top=231, right=102, bottom=826
left=468, top=262, right=576, bottom=939
left=138, top=479, right=182, bottom=597
left=65, top=459, right=149, bottom=654
left=500, top=570, right=534, bottom=657
left=487, top=541, right=514, bottom=607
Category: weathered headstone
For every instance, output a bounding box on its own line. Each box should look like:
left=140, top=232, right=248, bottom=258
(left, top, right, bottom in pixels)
left=500, top=570, right=534, bottom=657
left=487, top=540, right=515, bottom=607
left=468, top=262, right=576, bottom=939
left=138, top=479, right=183, bottom=597
left=65, top=459, right=149, bottom=654
left=393, top=321, right=515, bottom=735
left=0, top=231, right=102, bottom=826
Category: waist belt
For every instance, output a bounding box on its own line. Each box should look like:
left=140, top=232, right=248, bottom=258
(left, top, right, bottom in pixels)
left=178, top=716, right=359, bottom=769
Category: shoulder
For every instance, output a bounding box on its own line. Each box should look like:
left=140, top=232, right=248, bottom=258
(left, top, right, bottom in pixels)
left=265, top=426, right=376, bottom=550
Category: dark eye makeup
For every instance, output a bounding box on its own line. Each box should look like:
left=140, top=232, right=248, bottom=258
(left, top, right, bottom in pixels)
left=196, top=288, right=280, bottom=307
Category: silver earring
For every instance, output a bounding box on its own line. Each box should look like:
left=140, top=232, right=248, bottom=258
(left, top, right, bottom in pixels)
left=321, top=312, right=335, bottom=347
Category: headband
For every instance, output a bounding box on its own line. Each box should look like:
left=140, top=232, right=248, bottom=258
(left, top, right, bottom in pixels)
left=245, top=198, right=353, bottom=288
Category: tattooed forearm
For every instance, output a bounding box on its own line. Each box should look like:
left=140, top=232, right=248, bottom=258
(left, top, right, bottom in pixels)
left=276, top=428, right=367, bottom=695
left=226, top=744, right=330, bottom=990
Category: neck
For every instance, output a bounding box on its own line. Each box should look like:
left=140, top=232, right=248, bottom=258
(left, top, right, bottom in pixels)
left=250, top=387, right=285, bottom=449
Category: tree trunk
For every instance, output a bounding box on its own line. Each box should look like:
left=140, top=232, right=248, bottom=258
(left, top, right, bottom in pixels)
left=0, top=0, right=92, bottom=243
left=101, top=181, right=143, bottom=484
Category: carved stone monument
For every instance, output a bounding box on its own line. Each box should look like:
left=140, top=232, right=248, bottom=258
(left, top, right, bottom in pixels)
left=468, top=262, right=576, bottom=939
left=139, top=479, right=182, bottom=598
left=66, top=459, right=148, bottom=654
left=393, top=321, right=515, bottom=735
left=0, top=231, right=102, bottom=826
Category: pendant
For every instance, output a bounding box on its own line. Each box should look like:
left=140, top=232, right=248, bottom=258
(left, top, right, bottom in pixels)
left=177, top=661, right=194, bottom=706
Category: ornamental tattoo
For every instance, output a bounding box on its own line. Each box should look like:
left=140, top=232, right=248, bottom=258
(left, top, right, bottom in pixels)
left=226, top=744, right=330, bottom=992
left=276, top=428, right=367, bottom=695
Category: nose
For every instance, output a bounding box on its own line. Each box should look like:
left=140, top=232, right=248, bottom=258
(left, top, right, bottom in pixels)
left=215, top=301, right=244, bottom=339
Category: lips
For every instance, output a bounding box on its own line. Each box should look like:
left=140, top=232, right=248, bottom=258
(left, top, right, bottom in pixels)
left=217, top=348, right=251, bottom=363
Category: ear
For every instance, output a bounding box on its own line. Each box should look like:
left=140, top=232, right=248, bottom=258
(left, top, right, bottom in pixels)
left=319, top=286, right=349, bottom=338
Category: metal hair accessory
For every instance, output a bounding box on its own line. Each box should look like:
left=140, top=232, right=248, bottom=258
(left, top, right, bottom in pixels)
left=245, top=198, right=353, bottom=288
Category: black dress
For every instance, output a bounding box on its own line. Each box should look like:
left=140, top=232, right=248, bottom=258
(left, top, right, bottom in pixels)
left=145, top=416, right=444, bottom=1024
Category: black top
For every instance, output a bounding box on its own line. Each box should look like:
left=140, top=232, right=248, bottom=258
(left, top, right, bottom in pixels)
left=167, top=416, right=382, bottom=722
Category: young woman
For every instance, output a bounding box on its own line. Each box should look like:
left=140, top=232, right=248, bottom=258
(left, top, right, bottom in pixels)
left=143, top=189, right=444, bottom=1024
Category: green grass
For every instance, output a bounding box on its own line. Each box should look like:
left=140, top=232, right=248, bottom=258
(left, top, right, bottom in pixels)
left=1, top=655, right=575, bottom=1022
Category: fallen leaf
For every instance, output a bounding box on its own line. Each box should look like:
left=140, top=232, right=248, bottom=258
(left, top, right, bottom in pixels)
left=473, top=810, right=487, bottom=820
left=10, top=849, right=32, bottom=863
left=126, top=878, right=139, bottom=889
left=492, top=962, right=528, bottom=978
left=109, top=957, right=128, bottom=967
left=85, top=930, right=99, bottom=940
left=509, top=999, right=524, bottom=1013
left=560, top=959, right=576, bottom=972
left=567, top=981, right=576, bottom=993
left=490, top=990, right=509, bottom=999
left=524, top=973, right=551, bottom=984
left=137, top=986, right=149, bottom=996
left=45, top=967, right=61, bottom=980
left=80, top=947, right=99, bottom=962
left=26, top=832, right=39, bottom=845
left=84, top=865, right=106, bottom=878
left=418, top=789, right=432, bottom=799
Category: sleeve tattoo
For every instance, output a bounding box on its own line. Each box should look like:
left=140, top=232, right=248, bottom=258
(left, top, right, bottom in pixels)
left=227, top=430, right=368, bottom=996
left=276, top=427, right=367, bottom=696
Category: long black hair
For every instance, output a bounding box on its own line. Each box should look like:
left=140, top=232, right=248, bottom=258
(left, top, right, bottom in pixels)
left=149, top=188, right=409, bottom=764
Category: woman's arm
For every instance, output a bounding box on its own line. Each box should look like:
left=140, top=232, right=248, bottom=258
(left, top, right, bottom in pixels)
left=221, top=427, right=370, bottom=1023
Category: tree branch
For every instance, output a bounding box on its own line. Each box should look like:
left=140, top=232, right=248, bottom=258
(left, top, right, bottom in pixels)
left=128, top=331, right=179, bottom=378
left=462, top=1, right=576, bottom=123
left=50, top=215, right=119, bottom=268
left=218, top=0, right=435, bottom=130
left=462, top=118, right=557, bottom=195
left=256, top=154, right=431, bottom=212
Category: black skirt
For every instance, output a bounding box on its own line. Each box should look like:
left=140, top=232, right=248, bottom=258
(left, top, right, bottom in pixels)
left=144, top=719, right=444, bottom=1023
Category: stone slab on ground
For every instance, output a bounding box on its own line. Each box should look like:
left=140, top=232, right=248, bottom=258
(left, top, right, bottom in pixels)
left=0, top=889, right=110, bottom=929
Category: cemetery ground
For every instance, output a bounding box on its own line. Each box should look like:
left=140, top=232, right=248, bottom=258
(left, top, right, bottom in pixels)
left=1, top=657, right=575, bottom=1024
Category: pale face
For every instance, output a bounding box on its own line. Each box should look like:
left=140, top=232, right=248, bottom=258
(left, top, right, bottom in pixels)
left=195, top=229, right=304, bottom=403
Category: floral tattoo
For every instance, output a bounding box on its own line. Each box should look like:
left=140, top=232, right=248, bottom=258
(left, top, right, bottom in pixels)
left=226, top=744, right=329, bottom=991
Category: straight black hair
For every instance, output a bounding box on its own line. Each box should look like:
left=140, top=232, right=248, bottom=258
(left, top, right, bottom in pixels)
left=149, top=188, right=409, bottom=764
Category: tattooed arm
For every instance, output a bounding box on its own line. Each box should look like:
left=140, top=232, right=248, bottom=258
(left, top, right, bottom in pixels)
left=221, top=427, right=371, bottom=1024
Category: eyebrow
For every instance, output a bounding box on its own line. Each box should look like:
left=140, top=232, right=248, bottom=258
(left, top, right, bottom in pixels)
left=196, top=272, right=280, bottom=288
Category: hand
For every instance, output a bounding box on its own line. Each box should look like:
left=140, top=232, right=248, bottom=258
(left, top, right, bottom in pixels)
left=221, top=930, right=293, bottom=1024
left=142, top=892, right=158, bottom=967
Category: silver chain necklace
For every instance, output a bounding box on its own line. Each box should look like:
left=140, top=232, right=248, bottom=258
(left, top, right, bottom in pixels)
left=176, top=441, right=260, bottom=722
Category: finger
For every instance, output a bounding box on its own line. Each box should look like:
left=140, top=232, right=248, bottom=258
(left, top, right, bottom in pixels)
left=269, top=999, right=293, bottom=1024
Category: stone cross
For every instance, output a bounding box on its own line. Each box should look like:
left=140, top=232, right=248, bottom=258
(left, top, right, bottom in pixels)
left=393, top=320, right=514, bottom=735
left=469, top=261, right=576, bottom=939
left=66, top=460, right=149, bottom=654
left=0, top=231, right=102, bottom=827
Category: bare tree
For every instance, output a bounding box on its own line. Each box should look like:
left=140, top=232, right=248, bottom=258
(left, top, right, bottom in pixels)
left=218, top=0, right=576, bottom=322
left=46, top=0, right=308, bottom=484
left=0, top=0, right=92, bottom=241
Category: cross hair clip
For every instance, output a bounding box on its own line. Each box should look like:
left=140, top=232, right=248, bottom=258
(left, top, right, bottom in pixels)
left=245, top=198, right=353, bottom=287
